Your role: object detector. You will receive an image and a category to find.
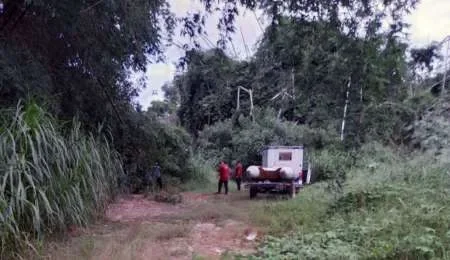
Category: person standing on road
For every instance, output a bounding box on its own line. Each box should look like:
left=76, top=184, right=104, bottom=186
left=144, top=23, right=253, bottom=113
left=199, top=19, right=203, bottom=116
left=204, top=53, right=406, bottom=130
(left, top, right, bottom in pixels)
left=217, top=161, right=229, bottom=195
left=234, top=161, right=243, bottom=191
left=152, top=162, right=162, bottom=189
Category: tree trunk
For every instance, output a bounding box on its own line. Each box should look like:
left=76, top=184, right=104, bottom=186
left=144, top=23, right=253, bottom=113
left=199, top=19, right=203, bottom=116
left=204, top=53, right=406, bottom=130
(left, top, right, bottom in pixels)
left=340, top=77, right=351, bottom=142
left=442, top=41, right=449, bottom=94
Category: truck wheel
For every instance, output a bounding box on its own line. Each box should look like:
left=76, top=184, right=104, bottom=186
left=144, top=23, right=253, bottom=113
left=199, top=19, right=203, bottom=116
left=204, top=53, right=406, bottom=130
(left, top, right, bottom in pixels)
left=249, top=186, right=257, bottom=199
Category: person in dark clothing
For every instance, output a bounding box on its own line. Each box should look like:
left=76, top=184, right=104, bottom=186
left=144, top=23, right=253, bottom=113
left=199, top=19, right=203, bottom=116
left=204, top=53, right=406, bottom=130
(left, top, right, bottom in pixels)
left=234, top=161, right=243, bottom=191
left=152, top=162, right=162, bottom=189
left=217, top=161, right=229, bottom=194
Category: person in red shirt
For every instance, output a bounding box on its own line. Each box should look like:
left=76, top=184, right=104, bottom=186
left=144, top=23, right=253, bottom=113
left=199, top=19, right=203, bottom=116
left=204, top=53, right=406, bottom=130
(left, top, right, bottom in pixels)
left=217, top=161, right=229, bottom=194
left=234, top=161, right=243, bottom=191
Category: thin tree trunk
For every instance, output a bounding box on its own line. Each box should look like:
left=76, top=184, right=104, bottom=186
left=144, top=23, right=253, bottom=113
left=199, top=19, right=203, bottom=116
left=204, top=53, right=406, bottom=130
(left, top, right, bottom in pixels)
left=442, top=41, right=449, bottom=94
left=291, top=67, right=295, bottom=98
left=360, top=86, right=363, bottom=102
left=249, top=89, right=254, bottom=121
left=236, top=87, right=240, bottom=110
left=340, top=77, right=351, bottom=142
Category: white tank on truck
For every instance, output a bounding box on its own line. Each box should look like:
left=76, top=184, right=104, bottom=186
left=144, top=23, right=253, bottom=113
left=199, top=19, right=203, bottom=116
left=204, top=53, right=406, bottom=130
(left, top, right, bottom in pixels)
left=245, top=166, right=299, bottom=180
left=279, top=167, right=298, bottom=179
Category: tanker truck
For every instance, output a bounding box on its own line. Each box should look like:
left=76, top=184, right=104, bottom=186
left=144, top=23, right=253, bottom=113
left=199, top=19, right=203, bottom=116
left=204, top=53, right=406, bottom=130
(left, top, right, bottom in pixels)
left=244, top=146, right=311, bottom=199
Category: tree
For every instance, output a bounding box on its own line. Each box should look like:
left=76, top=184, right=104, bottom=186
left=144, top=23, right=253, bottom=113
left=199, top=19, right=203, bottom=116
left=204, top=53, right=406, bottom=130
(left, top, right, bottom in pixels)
left=0, top=0, right=176, bottom=132
left=0, top=0, right=178, bottom=179
left=175, top=48, right=248, bottom=135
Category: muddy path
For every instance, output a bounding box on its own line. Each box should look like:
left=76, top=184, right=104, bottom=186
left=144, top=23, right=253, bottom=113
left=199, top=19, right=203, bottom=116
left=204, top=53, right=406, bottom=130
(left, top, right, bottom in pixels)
left=43, top=192, right=260, bottom=260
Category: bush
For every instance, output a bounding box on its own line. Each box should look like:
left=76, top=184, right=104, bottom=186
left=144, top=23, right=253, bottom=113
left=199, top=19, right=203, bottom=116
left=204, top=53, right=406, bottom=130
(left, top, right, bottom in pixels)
left=310, top=148, right=354, bottom=183
left=182, top=155, right=217, bottom=192
left=360, top=102, right=416, bottom=145
left=0, top=102, right=123, bottom=258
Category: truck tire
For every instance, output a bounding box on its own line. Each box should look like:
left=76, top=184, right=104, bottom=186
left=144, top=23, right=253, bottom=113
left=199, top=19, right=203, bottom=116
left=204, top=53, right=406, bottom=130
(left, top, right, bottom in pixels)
left=249, top=186, right=258, bottom=199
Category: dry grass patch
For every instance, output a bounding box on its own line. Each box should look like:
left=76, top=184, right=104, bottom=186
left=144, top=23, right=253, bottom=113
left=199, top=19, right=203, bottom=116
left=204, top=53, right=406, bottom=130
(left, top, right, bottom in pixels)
left=153, top=223, right=191, bottom=241
left=36, top=222, right=192, bottom=260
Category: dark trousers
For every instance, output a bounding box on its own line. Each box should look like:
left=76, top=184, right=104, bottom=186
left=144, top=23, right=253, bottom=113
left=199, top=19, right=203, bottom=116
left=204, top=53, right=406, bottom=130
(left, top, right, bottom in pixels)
left=156, top=177, right=162, bottom=189
left=235, top=178, right=242, bottom=191
left=218, top=180, right=228, bottom=194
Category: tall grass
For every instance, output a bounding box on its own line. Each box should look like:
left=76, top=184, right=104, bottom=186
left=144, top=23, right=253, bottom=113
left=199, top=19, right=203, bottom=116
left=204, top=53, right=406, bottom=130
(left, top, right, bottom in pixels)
left=0, top=102, right=123, bottom=258
left=182, top=154, right=217, bottom=192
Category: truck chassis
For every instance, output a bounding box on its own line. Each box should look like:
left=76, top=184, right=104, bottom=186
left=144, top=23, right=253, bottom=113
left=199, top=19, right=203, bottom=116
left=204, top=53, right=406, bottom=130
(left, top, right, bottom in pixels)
left=244, top=181, right=303, bottom=199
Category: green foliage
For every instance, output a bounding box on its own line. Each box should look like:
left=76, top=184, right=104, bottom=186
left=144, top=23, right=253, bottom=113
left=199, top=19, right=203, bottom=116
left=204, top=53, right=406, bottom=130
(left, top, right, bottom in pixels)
left=197, top=108, right=340, bottom=166
left=183, top=154, right=217, bottom=191
left=360, top=102, right=416, bottom=145
left=120, top=111, right=196, bottom=193
left=0, top=102, right=122, bottom=258
left=0, top=0, right=175, bottom=125
left=310, top=148, right=353, bottom=183
left=251, top=183, right=331, bottom=236
left=246, top=144, right=450, bottom=259
left=176, top=49, right=246, bottom=134
left=174, top=13, right=415, bottom=145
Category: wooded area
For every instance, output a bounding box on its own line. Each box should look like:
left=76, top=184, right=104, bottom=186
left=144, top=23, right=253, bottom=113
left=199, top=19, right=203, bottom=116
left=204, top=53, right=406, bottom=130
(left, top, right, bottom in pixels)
left=1, top=0, right=449, bottom=258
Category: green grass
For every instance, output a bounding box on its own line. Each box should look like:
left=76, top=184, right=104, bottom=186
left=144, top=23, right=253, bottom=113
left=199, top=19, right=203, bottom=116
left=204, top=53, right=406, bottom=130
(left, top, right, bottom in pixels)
left=246, top=143, right=450, bottom=259
left=0, top=102, right=123, bottom=259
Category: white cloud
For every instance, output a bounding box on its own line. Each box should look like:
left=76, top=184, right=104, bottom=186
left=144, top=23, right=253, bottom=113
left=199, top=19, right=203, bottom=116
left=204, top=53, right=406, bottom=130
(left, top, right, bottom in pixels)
left=406, top=0, right=450, bottom=46
left=135, top=0, right=450, bottom=107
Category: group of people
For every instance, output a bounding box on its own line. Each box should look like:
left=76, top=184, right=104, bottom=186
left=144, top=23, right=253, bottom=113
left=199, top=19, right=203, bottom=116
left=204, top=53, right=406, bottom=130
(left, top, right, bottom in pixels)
left=217, top=161, right=243, bottom=195
left=144, top=161, right=244, bottom=194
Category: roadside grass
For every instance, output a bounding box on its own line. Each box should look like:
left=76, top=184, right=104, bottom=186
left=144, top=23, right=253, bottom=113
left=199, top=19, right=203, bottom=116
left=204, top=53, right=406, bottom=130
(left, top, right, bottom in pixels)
left=40, top=221, right=193, bottom=260
left=251, top=183, right=331, bottom=236
left=245, top=143, right=450, bottom=259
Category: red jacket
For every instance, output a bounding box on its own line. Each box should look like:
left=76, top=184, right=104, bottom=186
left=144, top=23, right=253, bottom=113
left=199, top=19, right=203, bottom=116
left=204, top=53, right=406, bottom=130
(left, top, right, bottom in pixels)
left=235, top=163, right=243, bottom=178
left=219, top=163, right=230, bottom=181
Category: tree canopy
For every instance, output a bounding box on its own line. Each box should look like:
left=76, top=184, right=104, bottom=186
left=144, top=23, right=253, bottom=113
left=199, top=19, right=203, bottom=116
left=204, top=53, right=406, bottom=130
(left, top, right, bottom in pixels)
left=0, top=0, right=433, bottom=184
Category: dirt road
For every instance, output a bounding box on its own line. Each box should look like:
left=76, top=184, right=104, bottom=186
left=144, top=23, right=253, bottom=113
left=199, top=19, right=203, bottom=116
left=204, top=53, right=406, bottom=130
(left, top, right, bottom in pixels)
left=44, top=192, right=259, bottom=260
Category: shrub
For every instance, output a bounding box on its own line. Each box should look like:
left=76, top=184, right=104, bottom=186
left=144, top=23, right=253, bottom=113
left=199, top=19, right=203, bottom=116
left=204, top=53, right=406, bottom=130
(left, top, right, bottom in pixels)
left=0, top=102, right=123, bottom=258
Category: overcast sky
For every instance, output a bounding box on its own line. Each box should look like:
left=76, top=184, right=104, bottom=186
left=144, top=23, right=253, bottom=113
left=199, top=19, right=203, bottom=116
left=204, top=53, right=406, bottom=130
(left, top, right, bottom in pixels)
left=135, top=0, right=450, bottom=108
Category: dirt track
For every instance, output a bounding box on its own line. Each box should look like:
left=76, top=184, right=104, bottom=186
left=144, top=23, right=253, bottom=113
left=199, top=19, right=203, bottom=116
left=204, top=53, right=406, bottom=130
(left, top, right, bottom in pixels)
left=44, top=192, right=259, bottom=260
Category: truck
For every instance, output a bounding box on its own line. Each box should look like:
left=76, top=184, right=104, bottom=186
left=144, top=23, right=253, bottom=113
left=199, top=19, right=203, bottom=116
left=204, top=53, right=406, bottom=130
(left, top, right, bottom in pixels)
left=244, top=146, right=311, bottom=199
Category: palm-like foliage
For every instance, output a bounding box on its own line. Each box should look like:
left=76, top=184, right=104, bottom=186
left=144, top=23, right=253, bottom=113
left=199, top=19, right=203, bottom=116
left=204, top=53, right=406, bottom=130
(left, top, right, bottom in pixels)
left=0, top=102, right=122, bottom=258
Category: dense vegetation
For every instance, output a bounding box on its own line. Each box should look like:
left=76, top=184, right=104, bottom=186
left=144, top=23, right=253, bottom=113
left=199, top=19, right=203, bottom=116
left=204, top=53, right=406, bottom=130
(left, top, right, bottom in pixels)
left=0, top=0, right=448, bottom=258
left=247, top=142, right=450, bottom=259
left=0, top=103, right=122, bottom=258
